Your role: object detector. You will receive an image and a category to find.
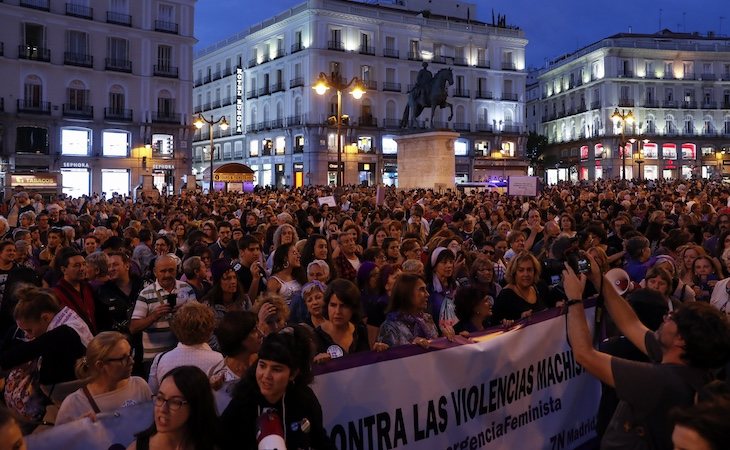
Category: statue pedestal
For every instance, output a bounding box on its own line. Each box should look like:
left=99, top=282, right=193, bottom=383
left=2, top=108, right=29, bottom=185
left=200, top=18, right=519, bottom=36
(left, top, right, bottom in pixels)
left=395, top=131, right=459, bottom=190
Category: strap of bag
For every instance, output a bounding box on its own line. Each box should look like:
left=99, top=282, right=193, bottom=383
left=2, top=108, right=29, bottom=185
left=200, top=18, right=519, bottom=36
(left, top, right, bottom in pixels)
left=82, top=386, right=101, bottom=414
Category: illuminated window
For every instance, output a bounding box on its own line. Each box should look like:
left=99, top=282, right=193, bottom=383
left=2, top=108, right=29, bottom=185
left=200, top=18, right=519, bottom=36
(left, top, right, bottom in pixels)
left=102, top=130, right=129, bottom=156
left=382, top=137, right=397, bottom=154
left=61, top=128, right=90, bottom=156
left=151, top=134, right=173, bottom=158
left=249, top=139, right=259, bottom=157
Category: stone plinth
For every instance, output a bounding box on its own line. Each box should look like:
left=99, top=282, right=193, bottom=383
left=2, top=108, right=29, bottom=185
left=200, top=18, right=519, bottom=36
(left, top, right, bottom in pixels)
left=395, top=131, right=459, bottom=190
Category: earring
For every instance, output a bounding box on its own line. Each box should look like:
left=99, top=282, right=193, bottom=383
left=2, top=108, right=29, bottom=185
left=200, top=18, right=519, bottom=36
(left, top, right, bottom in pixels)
left=284, top=261, right=290, bottom=268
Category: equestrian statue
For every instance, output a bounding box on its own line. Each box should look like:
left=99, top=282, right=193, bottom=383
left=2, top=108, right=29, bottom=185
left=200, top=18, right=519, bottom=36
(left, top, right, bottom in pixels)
left=400, top=63, right=454, bottom=129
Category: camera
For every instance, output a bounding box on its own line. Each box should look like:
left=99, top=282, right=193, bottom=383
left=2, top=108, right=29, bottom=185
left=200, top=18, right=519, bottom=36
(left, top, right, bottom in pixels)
left=167, top=293, right=178, bottom=308
left=542, top=247, right=592, bottom=286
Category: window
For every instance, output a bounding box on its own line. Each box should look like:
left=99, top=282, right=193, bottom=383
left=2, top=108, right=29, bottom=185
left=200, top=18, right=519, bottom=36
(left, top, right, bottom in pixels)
left=475, top=141, right=489, bottom=156
left=157, top=45, right=172, bottom=70
left=157, top=92, right=174, bottom=116
left=102, top=130, right=129, bottom=156
left=16, top=127, right=48, bottom=154
left=382, top=137, right=397, bottom=154
left=664, top=62, right=673, bottom=78
left=660, top=143, right=675, bottom=159
left=275, top=137, right=285, bottom=155
left=158, top=3, right=174, bottom=22
left=385, top=36, right=395, bottom=50
left=294, top=135, right=304, bottom=153
left=357, top=136, right=372, bottom=153
left=454, top=140, right=468, bottom=156
left=101, top=169, right=129, bottom=196
left=24, top=75, right=42, bottom=107
left=67, top=80, right=88, bottom=111
left=223, top=142, right=232, bottom=159
left=684, top=116, right=694, bottom=134
left=151, top=133, right=173, bottom=157
left=683, top=62, right=693, bottom=78
left=249, top=140, right=259, bottom=157
left=646, top=116, right=656, bottom=134
left=61, top=169, right=90, bottom=197
left=683, top=144, right=698, bottom=159
left=502, top=141, right=515, bottom=157
left=262, top=138, right=273, bottom=156
left=107, top=37, right=129, bottom=62
left=22, top=23, right=46, bottom=49
left=61, top=128, right=90, bottom=156
left=66, top=30, right=89, bottom=56
left=110, top=0, right=129, bottom=14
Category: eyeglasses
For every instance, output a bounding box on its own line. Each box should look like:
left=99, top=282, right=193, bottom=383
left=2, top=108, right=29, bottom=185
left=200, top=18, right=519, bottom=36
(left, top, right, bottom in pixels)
left=104, top=351, right=134, bottom=365
left=152, top=394, right=188, bottom=411
left=481, top=249, right=495, bottom=255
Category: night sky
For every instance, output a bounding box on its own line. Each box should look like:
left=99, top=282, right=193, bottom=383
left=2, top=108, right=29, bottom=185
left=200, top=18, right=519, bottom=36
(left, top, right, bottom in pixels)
left=195, top=0, right=729, bottom=68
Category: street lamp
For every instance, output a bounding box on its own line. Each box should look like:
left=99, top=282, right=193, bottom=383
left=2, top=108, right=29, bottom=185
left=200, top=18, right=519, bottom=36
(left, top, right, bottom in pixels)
left=611, top=108, right=635, bottom=180
left=312, top=71, right=366, bottom=186
left=631, top=138, right=647, bottom=180
left=717, top=150, right=725, bottom=178
left=194, top=113, right=228, bottom=193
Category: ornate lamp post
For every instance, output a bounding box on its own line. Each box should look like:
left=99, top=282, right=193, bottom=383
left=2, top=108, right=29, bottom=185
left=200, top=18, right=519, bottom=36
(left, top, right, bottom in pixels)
left=312, top=72, right=366, bottom=186
left=194, top=114, right=228, bottom=193
left=611, top=108, right=635, bottom=180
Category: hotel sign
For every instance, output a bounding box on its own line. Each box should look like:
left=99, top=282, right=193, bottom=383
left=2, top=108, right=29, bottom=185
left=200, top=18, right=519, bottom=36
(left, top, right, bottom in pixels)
left=236, top=67, right=244, bottom=134
left=213, top=172, right=254, bottom=182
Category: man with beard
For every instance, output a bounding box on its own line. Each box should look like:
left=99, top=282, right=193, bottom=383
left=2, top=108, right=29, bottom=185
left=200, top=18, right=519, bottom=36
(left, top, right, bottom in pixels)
left=563, top=259, right=730, bottom=450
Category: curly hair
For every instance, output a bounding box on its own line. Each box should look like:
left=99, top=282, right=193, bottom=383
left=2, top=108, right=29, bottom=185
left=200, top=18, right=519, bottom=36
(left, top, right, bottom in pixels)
left=171, top=302, right=216, bottom=345
left=673, top=302, right=730, bottom=369
left=251, top=293, right=290, bottom=330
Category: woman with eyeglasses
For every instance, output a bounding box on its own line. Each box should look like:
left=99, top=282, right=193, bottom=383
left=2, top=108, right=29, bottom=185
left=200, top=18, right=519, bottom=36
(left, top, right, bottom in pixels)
left=221, top=325, right=335, bottom=450
left=56, top=331, right=151, bottom=425
left=129, top=366, right=220, bottom=450
left=467, top=256, right=501, bottom=306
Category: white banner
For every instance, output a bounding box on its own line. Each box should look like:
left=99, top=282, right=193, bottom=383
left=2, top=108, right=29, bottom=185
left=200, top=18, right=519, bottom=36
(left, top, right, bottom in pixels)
left=312, top=308, right=600, bottom=450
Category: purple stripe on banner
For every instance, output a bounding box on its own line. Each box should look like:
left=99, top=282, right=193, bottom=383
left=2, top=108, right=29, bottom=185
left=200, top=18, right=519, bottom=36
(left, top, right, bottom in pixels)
left=314, top=298, right=598, bottom=376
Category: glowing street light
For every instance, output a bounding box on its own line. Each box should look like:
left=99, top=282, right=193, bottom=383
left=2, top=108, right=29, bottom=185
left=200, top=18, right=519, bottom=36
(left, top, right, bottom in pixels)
left=194, top=114, right=228, bottom=193
left=611, top=108, right=635, bottom=180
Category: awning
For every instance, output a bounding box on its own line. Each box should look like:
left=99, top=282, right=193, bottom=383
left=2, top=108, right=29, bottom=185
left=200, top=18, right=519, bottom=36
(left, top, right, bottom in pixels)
left=201, top=163, right=255, bottom=182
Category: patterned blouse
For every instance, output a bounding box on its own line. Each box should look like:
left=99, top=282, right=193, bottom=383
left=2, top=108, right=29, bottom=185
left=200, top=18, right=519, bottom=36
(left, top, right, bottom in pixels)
left=377, top=311, right=439, bottom=347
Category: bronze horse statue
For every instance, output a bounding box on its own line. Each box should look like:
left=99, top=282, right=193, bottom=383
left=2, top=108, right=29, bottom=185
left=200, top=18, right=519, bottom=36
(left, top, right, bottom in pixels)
left=400, top=67, right=454, bottom=129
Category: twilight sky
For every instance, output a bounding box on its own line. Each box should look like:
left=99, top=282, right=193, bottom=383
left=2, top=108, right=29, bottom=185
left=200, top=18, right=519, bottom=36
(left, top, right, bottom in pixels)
left=195, top=0, right=729, bottom=68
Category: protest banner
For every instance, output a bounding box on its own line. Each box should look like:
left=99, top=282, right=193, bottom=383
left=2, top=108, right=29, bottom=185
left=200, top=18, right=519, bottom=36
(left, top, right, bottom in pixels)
left=312, top=307, right=600, bottom=450
left=27, top=308, right=599, bottom=450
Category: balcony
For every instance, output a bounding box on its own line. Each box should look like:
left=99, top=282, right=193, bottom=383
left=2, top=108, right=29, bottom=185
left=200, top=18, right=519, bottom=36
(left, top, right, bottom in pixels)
left=290, top=77, right=304, bottom=88
left=501, top=93, right=518, bottom=101
left=682, top=101, right=698, bottom=109
left=454, top=57, right=468, bottom=67
left=476, top=123, right=494, bottom=132
left=154, top=20, right=178, bottom=34
left=663, top=100, right=678, bottom=108
left=246, top=90, right=258, bottom=100
left=475, top=90, right=493, bottom=99
left=153, top=65, right=179, bottom=78
left=193, top=104, right=202, bottom=113
left=202, top=102, right=211, bottom=111
left=247, top=58, right=257, bottom=69
left=432, top=121, right=451, bottom=129
left=20, top=0, right=49, bottom=11
left=63, top=104, right=93, bottom=119
left=382, top=82, right=401, bottom=92
left=408, top=51, right=422, bottom=61
left=702, top=101, right=718, bottom=109
left=220, top=96, right=232, bottom=107
left=105, top=58, right=132, bottom=73
left=328, top=41, right=344, bottom=51
left=212, top=71, right=221, bottom=81
left=151, top=111, right=181, bottom=124
left=272, top=49, right=285, bottom=60
left=359, top=116, right=377, bottom=127
left=18, top=45, right=50, bottom=62
left=363, top=80, right=377, bottom=90
left=291, top=42, right=303, bottom=54
left=617, top=70, right=634, bottom=78
left=17, top=99, right=51, bottom=115
left=476, top=57, right=490, bottom=68
left=618, top=98, right=634, bottom=107
left=453, top=88, right=470, bottom=98
left=682, top=72, right=696, bottom=80
left=502, top=62, right=517, bottom=71
left=700, top=73, right=716, bottom=81
left=453, top=122, right=470, bottom=131
left=432, top=55, right=449, bottom=65
left=359, top=45, right=375, bottom=55
left=211, top=99, right=221, bottom=109
left=383, top=48, right=399, bottom=58
left=257, top=86, right=270, bottom=97
left=383, top=118, right=400, bottom=129
left=503, top=124, right=522, bottom=133
left=246, top=124, right=257, bottom=133
left=64, top=52, right=93, bottom=68
left=286, top=115, right=302, bottom=127
left=106, top=11, right=132, bottom=26
left=66, top=3, right=93, bottom=19
left=270, top=82, right=285, bottom=93
left=643, top=99, right=660, bottom=108
left=723, top=102, right=730, bottom=109
left=203, top=74, right=211, bottom=83
left=104, top=108, right=132, bottom=121
left=270, top=118, right=284, bottom=129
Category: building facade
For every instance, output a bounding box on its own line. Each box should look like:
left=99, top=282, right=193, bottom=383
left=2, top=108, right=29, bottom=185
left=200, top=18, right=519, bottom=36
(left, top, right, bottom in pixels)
left=0, top=0, right=196, bottom=198
left=527, top=30, right=730, bottom=184
left=193, top=0, right=528, bottom=189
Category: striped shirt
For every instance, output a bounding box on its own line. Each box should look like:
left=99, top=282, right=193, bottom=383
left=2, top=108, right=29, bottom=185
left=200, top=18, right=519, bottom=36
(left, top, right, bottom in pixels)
left=131, top=280, right=196, bottom=361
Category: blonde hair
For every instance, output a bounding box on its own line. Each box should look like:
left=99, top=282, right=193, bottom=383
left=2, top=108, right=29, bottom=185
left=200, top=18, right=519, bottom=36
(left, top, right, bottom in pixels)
left=252, top=293, right=290, bottom=328
left=505, top=251, right=541, bottom=286
left=75, top=331, right=128, bottom=380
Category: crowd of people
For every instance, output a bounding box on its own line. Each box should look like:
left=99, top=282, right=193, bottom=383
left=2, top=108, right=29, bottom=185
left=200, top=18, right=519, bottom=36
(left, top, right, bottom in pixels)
left=0, top=177, right=729, bottom=449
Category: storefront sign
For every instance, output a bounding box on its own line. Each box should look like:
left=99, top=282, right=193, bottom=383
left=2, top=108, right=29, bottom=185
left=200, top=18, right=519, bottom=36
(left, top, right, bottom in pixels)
left=62, top=161, right=90, bottom=168
left=293, top=163, right=304, bottom=170
left=236, top=67, right=244, bottom=134
left=11, top=173, right=59, bottom=188
left=213, top=172, right=254, bottom=182
left=153, top=164, right=175, bottom=170
left=328, top=162, right=344, bottom=170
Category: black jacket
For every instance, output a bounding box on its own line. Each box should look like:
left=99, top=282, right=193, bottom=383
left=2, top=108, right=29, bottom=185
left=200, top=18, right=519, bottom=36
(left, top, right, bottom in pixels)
left=220, top=381, right=335, bottom=450
left=0, top=264, right=41, bottom=344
